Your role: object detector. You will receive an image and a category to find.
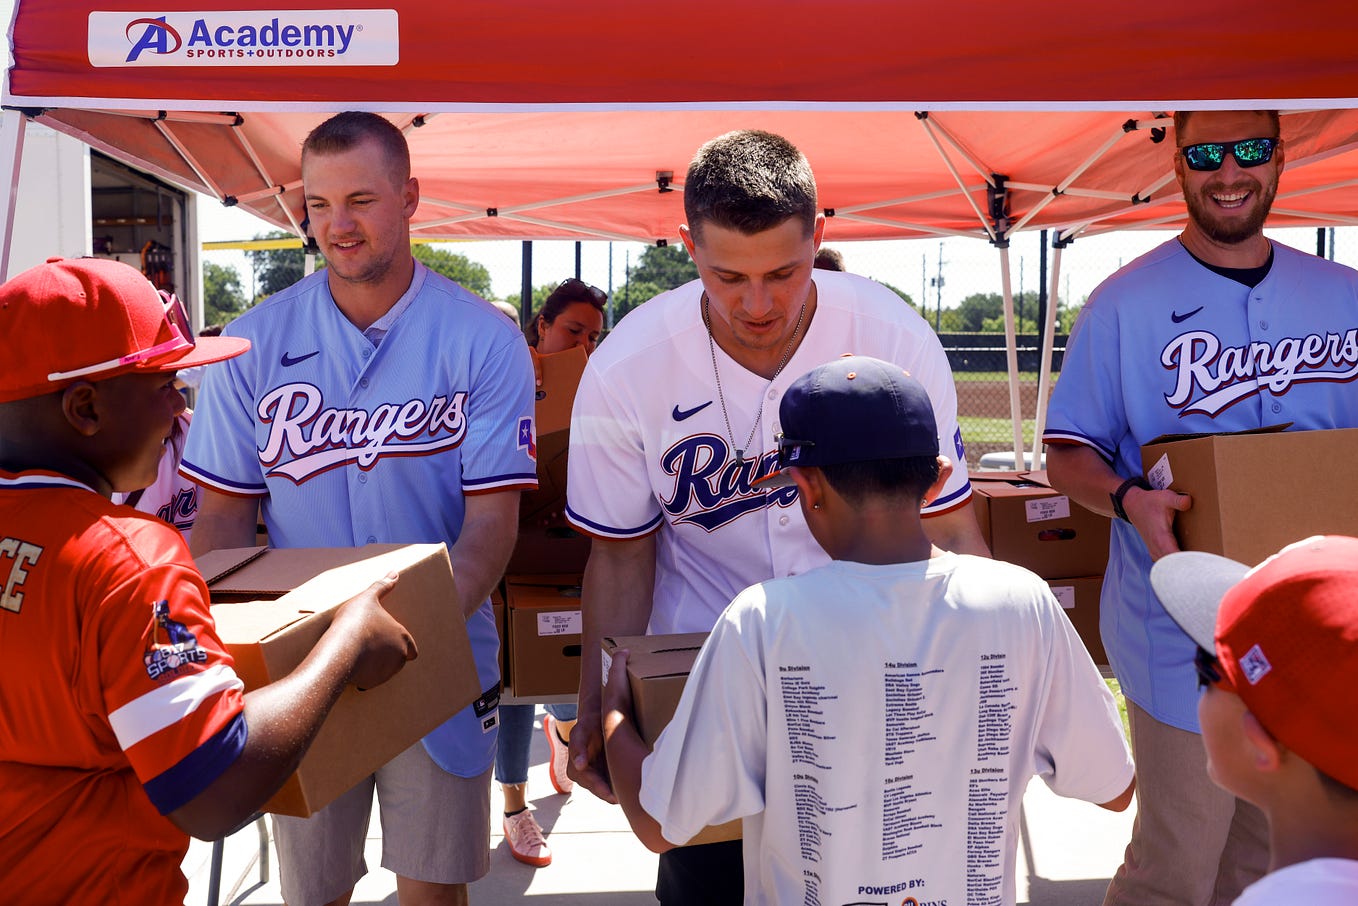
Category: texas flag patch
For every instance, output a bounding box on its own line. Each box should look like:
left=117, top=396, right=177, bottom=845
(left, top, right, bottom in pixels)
left=517, top=416, right=537, bottom=462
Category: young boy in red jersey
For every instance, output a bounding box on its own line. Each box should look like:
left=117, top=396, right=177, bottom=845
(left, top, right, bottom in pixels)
left=0, top=257, right=417, bottom=905
left=1152, top=536, right=1358, bottom=904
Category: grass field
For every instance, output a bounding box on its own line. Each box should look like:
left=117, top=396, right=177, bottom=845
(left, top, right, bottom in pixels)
left=958, top=415, right=1037, bottom=446
left=1106, top=678, right=1130, bottom=740
left=952, top=371, right=1046, bottom=383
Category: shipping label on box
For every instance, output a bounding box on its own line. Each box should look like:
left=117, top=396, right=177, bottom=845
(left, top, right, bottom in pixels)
left=505, top=575, right=583, bottom=698
left=1140, top=426, right=1358, bottom=566
left=1045, top=576, right=1106, bottom=666
left=602, top=633, right=741, bottom=846
left=970, top=470, right=1110, bottom=578
left=197, top=543, right=479, bottom=818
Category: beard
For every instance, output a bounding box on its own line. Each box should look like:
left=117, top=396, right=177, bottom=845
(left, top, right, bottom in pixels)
left=1184, top=175, right=1278, bottom=245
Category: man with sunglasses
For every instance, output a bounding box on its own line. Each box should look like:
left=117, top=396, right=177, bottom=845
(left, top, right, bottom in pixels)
left=184, top=112, right=537, bottom=906
left=1043, top=109, right=1358, bottom=905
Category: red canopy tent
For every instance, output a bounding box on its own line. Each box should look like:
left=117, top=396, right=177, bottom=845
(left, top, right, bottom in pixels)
left=7, top=0, right=1358, bottom=459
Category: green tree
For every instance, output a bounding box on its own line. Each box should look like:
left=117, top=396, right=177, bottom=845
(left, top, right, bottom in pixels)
left=503, top=284, right=555, bottom=322
left=412, top=244, right=492, bottom=297
left=628, top=244, right=698, bottom=289
left=244, top=230, right=307, bottom=302
left=954, top=293, right=1005, bottom=332
left=610, top=280, right=666, bottom=323
left=202, top=261, right=246, bottom=327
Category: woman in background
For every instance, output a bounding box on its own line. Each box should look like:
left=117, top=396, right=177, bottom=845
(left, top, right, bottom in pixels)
left=497, top=277, right=605, bottom=867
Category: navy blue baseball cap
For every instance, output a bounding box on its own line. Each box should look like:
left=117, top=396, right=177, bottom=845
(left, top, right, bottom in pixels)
left=755, top=355, right=939, bottom=489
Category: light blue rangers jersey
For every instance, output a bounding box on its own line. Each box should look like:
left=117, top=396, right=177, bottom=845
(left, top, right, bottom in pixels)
left=182, top=263, right=537, bottom=774
left=1044, top=238, right=1358, bottom=731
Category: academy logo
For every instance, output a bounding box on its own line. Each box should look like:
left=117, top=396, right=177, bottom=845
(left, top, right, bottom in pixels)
left=257, top=383, right=469, bottom=483
left=88, top=10, right=399, bottom=68
left=660, top=434, right=797, bottom=532
left=1161, top=328, right=1358, bottom=416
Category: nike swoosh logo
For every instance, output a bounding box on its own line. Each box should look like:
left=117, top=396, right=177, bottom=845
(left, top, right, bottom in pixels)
left=1171, top=306, right=1204, bottom=324
left=672, top=401, right=714, bottom=421
left=281, top=350, right=320, bottom=367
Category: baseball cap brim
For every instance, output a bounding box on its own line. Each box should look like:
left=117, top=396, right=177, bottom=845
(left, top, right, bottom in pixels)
left=1149, top=551, right=1251, bottom=650
left=752, top=468, right=794, bottom=490
left=134, top=334, right=251, bottom=373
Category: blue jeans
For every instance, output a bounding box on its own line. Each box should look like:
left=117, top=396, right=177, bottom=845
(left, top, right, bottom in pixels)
left=494, top=702, right=577, bottom=786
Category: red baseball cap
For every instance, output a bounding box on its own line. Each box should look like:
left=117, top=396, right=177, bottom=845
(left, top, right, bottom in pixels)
left=0, top=257, right=250, bottom=403
left=1151, top=535, right=1358, bottom=790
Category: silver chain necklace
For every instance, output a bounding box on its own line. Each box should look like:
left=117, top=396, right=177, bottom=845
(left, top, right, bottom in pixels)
left=702, top=292, right=808, bottom=466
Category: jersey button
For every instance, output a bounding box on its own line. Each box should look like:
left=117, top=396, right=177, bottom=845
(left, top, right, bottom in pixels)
left=778, top=515, right=790, bottom=526
left=360, top=377, right=370, bottom=388
left=1260, top=320, right=1270, bottom=330
left=1271, top=402, right=1282, bottom=413
left=767, top=389, right=777, bottom=400
left=358, top=473, right=368, bottom=484
left=362, top=348, right=372, bottom=359
left=366, top=535, right=377, bottom=544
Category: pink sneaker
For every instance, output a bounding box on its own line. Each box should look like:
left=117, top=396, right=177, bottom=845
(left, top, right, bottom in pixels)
left=503, top=809, right=551, bottom=867
left=543, top=715, right=574, bottom=795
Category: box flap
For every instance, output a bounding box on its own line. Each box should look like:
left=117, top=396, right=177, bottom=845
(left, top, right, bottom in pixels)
left=201, top=543, right=436, bottom=598
left=506, top=582, right=583, bottom=611
left=280, top=544, right=445, bottom=610
left=1145, top=422, right=1292, bottom=447
left=211, top=599, right=314, bottom=643
left=603, top=632, right=708, bottom=680
left=195, top=545, right=270, bottom=586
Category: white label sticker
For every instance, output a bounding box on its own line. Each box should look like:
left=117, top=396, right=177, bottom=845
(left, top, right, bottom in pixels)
left=1147, top=454, right=1173, bottom=490
left=1051, top=585, right=1076, bottom=609
left=600, top=649, right=613, bottom=686
left=537, top=610, right=581, bottom=637
left=1026, top=496, right=1071, bottom=522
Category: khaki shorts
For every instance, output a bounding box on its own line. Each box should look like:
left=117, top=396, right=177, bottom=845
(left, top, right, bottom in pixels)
left=273, top=742, right=492, bottom=906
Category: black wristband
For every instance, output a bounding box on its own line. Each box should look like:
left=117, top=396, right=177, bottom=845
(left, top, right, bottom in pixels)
left=1110, top=476, right=1152, bottom=523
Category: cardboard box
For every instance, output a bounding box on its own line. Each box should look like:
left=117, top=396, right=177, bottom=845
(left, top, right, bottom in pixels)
left=1141, top=426, right=1358, bottom=565
left=196, top=544, right=480, bottom=817
left=970, top=470, right=1110, bottom=579
left=601, top=633, right=741, bottom=846
left=1046, top=576, right=1106, bottom=666
left=491, top=584, right=508, bottom=686
left=510, top=345, right=591, bottom=575
left=505, top=574, right=584, bottom=697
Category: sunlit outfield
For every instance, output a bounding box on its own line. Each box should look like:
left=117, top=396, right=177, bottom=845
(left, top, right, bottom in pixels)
left=958, top=416, right=1037, bottom=446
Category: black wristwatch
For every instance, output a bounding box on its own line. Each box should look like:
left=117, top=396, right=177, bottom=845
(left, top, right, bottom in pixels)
left=1110, top=476, right=1152, bottom=522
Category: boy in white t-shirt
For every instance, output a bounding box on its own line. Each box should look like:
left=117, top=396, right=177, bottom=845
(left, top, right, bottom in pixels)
left=602, top=355, right=1135, bottom=906
left=1151, top=537, right=1358, bottom=905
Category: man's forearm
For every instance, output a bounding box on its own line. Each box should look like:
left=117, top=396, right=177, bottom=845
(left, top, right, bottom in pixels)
left=923, top=501, right=991, bottom=557
left=579, top=535, right=657, bottom=713
left=449, top=491, right=521, bottom=619
left=189, top=488, right=262, bottom=558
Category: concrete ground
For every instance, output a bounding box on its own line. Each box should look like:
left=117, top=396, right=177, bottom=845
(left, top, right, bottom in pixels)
left=185, top=706, right=1133, bottom=906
